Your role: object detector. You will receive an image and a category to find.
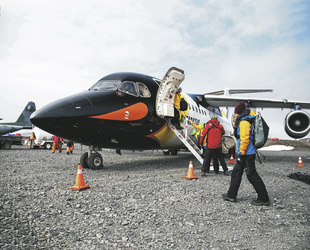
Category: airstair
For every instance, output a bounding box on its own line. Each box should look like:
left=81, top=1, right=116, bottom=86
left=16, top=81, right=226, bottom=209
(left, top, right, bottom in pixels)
left=167, top=118, right=204, bottom=164
left=157, top=67, right=232, bottom=172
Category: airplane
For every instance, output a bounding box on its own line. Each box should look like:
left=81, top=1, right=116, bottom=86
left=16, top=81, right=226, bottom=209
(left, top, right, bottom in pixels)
left=30, top=67, right=310, bottom=170
left=0, top=101, right=36, bottom=135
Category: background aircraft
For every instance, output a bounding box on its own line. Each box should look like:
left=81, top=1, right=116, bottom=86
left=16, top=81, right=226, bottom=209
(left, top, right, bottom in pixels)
left=30, top=68, right=310, bottom=169
left=0, top=101, right=36, bottom=135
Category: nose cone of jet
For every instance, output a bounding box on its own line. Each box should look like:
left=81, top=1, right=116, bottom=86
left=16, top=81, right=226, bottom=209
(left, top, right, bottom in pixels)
left=30, top=93, right=94, bottom=134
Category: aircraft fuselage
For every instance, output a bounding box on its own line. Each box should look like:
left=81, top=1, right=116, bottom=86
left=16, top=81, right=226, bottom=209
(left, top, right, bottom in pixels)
left=31, top=72, right=232, bottom=150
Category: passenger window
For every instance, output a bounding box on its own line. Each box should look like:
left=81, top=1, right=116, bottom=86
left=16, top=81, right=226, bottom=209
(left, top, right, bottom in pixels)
left=118, top=81, right=138, bottom=96
left=137, top=83, right=151, bottom=98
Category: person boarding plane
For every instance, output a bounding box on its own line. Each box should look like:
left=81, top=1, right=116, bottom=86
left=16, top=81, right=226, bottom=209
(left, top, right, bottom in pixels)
left=30, top=67, right=310, bottom=170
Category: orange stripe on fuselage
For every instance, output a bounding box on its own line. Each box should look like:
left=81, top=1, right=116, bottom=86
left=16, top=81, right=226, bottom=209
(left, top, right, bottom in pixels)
left=89, top=102, right=148, bottom=121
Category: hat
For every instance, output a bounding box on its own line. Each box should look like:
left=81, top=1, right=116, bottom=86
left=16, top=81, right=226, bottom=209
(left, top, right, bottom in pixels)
left=211, top=115, right=217, bottom=120
left=234, top=101, right=246, bottom=114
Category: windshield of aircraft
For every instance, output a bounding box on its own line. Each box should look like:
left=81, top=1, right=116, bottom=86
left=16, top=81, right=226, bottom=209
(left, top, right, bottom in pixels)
left=89, top=80, right=121, bottom=91
left=118, top=81, right=151, bottom=98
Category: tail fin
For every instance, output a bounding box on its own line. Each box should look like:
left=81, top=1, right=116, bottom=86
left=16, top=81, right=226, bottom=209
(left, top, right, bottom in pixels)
left=15, top=101, right=36, bottom=127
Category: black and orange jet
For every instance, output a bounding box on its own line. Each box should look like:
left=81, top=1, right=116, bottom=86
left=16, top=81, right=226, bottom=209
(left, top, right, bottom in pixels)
left=31, top=67, right=310, bottom=169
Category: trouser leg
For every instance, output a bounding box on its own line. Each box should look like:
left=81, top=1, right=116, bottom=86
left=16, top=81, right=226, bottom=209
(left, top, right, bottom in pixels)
left=212, top=150, right=219, bottom=173
left=57, top=143, right=62, bottom=152
left=215, top=148, right=228, bottom=172
left=52, top=143, right=56, bottom=153
left=202, top=148, right=212, bottom=173
left=172, top=108, right=180, bottom=125
left=245, top=155, right=270, bottom=202
left=227, top=162, right=244, bottom=199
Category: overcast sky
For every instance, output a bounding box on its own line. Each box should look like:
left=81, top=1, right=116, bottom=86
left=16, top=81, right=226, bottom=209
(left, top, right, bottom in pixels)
left=0, top=0, right=309, bottom=139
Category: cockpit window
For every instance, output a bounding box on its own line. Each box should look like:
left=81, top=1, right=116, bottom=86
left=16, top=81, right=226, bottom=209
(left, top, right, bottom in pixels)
left=118, top=81, right=138, bottom=96
left=89, top=80, right=120, bottom=91
left=137, top=83, right=151, bottom=98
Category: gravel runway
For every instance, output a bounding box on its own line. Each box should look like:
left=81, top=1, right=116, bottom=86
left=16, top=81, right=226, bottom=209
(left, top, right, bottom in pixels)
left=1, top=145, right=310, bottom=249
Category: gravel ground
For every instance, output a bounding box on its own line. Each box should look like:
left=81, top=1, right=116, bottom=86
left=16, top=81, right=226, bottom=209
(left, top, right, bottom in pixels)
left=1, top=145, right=310, bottom=249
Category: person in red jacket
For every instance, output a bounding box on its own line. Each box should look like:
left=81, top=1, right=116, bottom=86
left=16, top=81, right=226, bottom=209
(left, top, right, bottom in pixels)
left=200, top=115, right=229, bottom=176
left=52, top=135, right=62, bottom=153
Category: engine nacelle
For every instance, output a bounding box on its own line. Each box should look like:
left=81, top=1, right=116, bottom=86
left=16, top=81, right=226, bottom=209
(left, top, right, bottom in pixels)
left=285, top=110, right=310, bottom=138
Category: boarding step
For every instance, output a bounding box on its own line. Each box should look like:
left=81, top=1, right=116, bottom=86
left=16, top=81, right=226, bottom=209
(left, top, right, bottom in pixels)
left=167, top=121, right=204, bottom=164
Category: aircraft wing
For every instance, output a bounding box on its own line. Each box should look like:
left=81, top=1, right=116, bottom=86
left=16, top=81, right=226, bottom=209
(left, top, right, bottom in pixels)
left=202, top=95, right=310, bottom=109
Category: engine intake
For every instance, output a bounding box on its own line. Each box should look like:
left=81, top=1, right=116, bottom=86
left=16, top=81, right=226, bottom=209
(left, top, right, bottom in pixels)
left=285, top=110, right=310, bottom=138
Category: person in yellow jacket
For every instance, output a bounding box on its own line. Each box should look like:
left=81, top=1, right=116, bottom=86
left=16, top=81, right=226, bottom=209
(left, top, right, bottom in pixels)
left=171, top=88, right=182, bottom=129
left=29, top=132, right=36, bottom=149
left=189, top=120, right=205, bottom=140
left=222, top=101, right=270, bottom=206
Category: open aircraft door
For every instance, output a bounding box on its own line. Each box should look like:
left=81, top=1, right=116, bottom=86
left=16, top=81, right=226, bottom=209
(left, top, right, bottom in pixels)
left=155, top=67, right=185, bottom=118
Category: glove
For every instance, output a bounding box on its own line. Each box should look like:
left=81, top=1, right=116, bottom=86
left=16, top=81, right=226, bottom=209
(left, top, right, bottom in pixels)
left=237, top=154, right=245, bottom=164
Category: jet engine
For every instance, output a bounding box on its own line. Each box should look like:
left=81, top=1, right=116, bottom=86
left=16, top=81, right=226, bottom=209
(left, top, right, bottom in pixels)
left=285, top=109, right=310, bottom=138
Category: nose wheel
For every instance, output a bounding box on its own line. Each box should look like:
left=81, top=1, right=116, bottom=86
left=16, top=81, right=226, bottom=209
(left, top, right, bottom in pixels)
left=80, top=151, right=103, bottom=170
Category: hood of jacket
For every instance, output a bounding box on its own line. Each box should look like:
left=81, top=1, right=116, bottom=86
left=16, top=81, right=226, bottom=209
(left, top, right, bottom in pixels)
left=207, top=118, right=220, bottom=127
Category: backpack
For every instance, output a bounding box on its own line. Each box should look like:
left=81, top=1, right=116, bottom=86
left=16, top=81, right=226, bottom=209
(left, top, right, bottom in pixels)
left=253, top=112, right=269, bottom=149
left=180, top=98, right=188, bottom=111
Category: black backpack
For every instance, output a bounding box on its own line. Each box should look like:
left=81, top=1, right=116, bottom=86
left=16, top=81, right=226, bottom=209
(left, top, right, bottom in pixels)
left=180, top=98, right=188, bottom=111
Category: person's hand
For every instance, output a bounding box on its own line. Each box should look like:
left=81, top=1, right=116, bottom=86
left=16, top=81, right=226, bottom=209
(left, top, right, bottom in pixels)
left=237, top=154, right=245, bottom=164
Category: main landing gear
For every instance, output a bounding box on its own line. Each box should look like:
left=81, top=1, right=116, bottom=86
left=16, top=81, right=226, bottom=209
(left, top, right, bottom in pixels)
left=80, top=146, right=103, bottom=170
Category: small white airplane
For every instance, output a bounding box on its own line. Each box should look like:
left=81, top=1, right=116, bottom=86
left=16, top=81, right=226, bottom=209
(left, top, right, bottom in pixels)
left=30, top=67, right=310, bottom=169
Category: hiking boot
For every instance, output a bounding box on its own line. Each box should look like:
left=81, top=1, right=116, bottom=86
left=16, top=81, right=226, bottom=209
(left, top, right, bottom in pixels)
left=222, top=193, right=236, bottom=202
left=224, top=171, right=232, bottom=176
left=175, top=124, right=183, bottom=130
left=250, top=199, right=270, bottom=206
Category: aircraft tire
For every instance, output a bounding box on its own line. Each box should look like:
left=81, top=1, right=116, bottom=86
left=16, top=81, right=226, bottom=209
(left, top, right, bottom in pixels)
left=45, top=143, right=52, bottom=150
left=87, top=152, right=103, bottom=170
left=170, top=149, right=178, bottom=155
left=163, top=150, right=170, bottom=155
left=2, top=141, right=12, bottom=150
left=80, top=152, right=89, bottom=169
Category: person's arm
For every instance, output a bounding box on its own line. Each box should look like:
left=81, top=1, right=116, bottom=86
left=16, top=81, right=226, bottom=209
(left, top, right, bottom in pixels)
left=239, top=120, right=251, bottom=155
left=221, top=125, right=225, bottom=135
left=200, top=127, right=208, bottom=145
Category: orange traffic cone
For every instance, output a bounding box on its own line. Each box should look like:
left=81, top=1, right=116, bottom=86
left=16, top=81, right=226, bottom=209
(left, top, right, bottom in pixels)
left=184, top=161, right=198, bottom=179
left=297, top=156, right=304, bottom=167
left=229, top=154, right=235, bottom=165
left=71, top=164, right=90, bottom=191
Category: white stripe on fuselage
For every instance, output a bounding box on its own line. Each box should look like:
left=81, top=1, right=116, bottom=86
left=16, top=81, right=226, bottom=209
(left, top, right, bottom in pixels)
left=159, top=93, right=233, bottom=149
left=184, top=93, right=233, bottom=136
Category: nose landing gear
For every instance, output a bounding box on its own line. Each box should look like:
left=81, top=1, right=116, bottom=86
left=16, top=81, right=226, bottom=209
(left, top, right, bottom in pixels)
left=80, top=146, right=103, bottom=170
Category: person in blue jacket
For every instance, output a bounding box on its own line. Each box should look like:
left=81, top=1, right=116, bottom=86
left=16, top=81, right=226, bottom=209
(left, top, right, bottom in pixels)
left=222, top=101, right=270, bottom=206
